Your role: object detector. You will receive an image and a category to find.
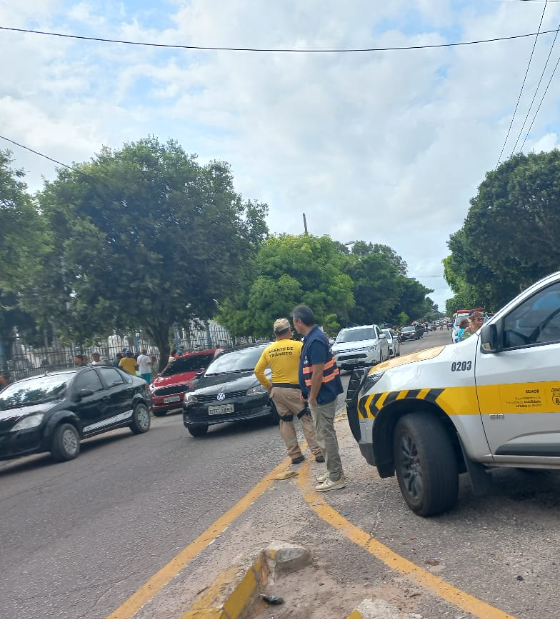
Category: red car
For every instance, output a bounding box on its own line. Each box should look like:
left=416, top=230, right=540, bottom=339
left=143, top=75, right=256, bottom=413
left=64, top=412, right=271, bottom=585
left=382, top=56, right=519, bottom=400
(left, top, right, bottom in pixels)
left=150, top=350, right=218, bottom=417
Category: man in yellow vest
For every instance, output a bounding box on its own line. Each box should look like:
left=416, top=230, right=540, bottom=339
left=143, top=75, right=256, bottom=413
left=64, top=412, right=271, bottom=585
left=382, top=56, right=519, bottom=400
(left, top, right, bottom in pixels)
left=254, top=318, right=324, bottom=465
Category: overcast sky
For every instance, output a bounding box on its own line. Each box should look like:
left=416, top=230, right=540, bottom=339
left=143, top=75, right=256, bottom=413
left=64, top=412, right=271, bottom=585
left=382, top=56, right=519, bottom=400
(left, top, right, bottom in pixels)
left=2, top=0, right=560, bottom=312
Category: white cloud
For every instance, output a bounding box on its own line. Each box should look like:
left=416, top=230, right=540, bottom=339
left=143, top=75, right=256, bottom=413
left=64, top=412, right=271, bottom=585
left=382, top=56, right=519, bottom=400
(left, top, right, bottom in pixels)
left=2, top=0, right=560, bottom=312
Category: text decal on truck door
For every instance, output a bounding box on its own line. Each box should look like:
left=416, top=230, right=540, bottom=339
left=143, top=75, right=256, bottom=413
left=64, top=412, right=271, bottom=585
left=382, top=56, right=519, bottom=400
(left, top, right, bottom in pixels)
left=451, top=361, right=472, bottom=372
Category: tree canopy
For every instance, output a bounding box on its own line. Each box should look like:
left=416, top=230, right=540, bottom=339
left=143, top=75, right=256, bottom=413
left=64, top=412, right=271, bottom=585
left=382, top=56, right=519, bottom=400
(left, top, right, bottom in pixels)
left=217, top=234, right=355, bottom=337
left=445, top=150, right=560, bottom=312
left=217, top=234, right=434, bottom=338
left=31, top=137, right=268, bottom=366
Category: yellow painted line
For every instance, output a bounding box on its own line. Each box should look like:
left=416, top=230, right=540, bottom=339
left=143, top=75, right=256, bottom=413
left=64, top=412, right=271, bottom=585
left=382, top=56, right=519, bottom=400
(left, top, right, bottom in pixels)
left=298, top=462, right=515, bottom=620
left=108, top=455, right=293, bottom=619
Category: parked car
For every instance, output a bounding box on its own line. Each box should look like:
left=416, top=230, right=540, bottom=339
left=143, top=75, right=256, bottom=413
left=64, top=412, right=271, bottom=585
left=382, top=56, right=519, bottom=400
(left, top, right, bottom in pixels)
left=332, top=325, right=390, bottom=371
left=382, top=329, right=401, bottom=357
left=0, top=366, right=152, bottom=463
left=400, top=325, right=422, bottom=341
left=183, top=344, right=277, bottom=437
left=150, top=349, right=217, bottom=417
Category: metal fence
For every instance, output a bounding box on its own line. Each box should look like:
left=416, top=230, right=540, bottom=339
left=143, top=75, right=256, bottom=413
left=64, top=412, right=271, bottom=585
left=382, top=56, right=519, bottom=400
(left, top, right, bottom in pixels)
left=1, top=319, right=238, bottom=382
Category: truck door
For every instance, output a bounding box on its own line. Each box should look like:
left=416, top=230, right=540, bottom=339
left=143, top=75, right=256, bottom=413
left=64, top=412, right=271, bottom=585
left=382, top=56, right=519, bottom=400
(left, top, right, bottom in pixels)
left=475, top=281, right=560, bottom=464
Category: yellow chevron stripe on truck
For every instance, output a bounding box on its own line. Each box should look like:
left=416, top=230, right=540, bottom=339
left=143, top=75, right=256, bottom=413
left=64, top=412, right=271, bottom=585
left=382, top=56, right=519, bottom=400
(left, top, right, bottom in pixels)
left=359, top=381, right=560, bottom=419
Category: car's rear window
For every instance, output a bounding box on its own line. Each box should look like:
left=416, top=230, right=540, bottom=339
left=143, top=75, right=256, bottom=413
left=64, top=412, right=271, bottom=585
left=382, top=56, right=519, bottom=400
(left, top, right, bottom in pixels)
left=162, top=354, right=215, bottom=376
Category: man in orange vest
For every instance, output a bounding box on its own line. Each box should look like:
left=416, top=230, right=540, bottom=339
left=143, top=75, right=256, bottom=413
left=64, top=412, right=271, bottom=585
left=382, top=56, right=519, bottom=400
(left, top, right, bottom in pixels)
left=254, top=318, right=324, bottom=465
left=292, top=305, right=345, bottom=491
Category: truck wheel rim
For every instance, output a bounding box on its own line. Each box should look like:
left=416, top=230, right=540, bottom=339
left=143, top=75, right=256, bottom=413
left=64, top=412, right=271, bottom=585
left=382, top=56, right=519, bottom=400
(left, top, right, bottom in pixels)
left=399, top=435, right=423, bottom=499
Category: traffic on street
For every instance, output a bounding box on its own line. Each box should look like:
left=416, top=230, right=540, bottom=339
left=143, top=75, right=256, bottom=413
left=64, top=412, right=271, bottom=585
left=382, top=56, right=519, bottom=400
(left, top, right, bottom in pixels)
left=1, top=328, right=559, bottom=619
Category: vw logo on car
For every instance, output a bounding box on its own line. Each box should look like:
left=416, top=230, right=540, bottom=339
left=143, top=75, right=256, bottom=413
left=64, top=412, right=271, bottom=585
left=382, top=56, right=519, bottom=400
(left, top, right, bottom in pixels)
left=217, top=392, right=226, bottom=401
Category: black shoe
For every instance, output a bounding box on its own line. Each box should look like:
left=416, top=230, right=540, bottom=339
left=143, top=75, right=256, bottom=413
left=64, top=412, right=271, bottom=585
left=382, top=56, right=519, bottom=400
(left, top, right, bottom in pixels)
left=291, top=456, right=305, bottom=464
left=315, top=455, right=325, bottom=463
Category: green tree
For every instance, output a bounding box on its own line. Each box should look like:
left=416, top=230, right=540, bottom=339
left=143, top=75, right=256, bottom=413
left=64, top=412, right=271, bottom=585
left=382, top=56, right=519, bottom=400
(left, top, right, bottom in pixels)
left=0, top=150, right=45, bottom=291
left=217, top=234, right=354, bottom=337
left=448, top=150, right=560, bottom=310
left=33, top=137, right=268, bottom=368
left=344, top=242, right=431, bottom=326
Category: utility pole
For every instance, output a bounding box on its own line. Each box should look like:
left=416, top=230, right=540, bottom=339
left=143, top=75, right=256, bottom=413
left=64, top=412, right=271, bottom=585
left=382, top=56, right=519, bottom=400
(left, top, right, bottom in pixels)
left=303, top=213, right=308, bottom=234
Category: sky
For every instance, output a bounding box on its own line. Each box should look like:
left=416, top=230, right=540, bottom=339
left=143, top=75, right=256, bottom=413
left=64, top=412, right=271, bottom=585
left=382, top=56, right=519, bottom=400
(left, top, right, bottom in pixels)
left=2, top=0, right=560, bottom=313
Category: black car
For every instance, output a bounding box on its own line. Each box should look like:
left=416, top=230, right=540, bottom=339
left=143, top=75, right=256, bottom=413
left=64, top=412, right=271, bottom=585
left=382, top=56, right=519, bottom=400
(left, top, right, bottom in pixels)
left=183, top=344, right=278, bottom=437
left=400, top=325, right=423, bottom=341
left=0, top=366, right=152, bottom=463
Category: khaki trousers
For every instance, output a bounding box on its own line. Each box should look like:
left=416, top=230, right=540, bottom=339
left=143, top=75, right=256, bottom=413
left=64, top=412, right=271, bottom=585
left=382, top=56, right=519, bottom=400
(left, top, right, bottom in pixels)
left=309, top=399, right=343, bottom=481
left=271, top=387, right=322, bottom=459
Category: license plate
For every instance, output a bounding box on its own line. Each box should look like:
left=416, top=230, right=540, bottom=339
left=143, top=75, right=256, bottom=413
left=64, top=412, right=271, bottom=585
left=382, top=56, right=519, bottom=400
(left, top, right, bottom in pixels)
left=208, top=403, right=234, bottom=415
left=163, top=395, right=181, bottom=404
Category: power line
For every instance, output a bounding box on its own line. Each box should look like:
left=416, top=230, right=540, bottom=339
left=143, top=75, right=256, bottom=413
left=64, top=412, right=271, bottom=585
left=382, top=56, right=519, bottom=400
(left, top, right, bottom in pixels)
left=0, top=134, right=75, bottom=171
left=495, top=0, right=548, bottom=168
left=520, top=51, right=560, bottom=148
left=1, top=24, right=560, bottom=53
left=511, top=19, right=560, bottom=154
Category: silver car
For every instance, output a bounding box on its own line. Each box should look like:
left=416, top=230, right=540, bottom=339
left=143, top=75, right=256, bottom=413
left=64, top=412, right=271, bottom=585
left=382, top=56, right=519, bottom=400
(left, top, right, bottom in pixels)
left=332, top=325, right=390, bottom=370
left=382, top=329, right=401, bottom=357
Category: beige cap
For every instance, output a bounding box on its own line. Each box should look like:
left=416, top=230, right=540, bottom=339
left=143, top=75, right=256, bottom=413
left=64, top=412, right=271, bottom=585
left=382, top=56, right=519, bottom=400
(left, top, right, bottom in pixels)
left=273, top=318, right=291, bottom=333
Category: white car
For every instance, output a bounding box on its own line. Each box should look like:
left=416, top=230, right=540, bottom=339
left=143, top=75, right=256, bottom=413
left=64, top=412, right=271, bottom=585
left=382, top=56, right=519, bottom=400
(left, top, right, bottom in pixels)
left=332, top=325, right=390, bottom=371
left=382, top=329, right=401, bottom=357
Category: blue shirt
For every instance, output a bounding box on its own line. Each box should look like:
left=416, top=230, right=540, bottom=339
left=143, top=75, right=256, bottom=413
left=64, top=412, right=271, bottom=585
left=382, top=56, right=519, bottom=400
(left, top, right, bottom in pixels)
left=298, top=326, right=343, bottom=405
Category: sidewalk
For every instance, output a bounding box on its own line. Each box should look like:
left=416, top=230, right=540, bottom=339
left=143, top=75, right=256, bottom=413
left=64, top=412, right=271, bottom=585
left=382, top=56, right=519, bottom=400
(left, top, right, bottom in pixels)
left=130, top=411, right=470, bottom=620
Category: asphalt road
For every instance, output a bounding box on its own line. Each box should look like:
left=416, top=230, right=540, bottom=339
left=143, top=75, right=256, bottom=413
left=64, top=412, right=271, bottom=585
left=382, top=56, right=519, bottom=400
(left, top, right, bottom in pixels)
left=6, top=328, right=559, bottom=619
left=0, top=330, right=441, bottom=619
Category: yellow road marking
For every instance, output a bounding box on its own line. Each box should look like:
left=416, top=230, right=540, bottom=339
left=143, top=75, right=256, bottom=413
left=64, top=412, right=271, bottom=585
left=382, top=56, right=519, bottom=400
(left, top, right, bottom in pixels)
left=107, top=455, right=293, bottom=619
left=298, top=462, right=515, bottom=620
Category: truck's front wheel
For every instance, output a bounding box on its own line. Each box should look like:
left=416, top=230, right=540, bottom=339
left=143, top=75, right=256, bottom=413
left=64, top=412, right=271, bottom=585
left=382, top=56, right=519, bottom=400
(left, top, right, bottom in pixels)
left=393, top=413, right=458, bottom=516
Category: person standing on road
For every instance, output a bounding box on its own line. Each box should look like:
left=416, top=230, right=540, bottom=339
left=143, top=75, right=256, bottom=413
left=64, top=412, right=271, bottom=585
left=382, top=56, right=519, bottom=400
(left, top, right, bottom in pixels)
left=90, top=352, right=105, bottom=365
left=292, top=305, right=345, bottom=492
left=119, top=349, right=138, bottom=375
left=254, top=318, right=324, bottom=466
left=136, top=348, right=152, bottom=384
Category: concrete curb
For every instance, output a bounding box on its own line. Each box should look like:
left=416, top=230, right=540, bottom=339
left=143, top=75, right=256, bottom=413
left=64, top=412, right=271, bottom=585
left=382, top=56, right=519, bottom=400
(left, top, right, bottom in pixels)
left=183, top=542, right=310, bottom=619
left=183, top=550, right=269, bottom=619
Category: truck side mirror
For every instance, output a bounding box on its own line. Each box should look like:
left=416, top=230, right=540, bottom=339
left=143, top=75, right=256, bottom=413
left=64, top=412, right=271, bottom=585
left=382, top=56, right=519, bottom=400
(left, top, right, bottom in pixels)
left=480, top=323, right=502, bottom=353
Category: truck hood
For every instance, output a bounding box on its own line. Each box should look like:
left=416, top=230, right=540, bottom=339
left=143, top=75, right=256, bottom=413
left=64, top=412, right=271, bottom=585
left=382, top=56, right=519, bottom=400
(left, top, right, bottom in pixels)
left=372, top=346, right=447, bottom=372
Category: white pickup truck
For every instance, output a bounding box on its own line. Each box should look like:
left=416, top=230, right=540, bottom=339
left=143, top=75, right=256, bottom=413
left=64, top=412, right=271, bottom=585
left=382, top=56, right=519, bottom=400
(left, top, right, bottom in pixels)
left=347, top=272, right=560, bottom=516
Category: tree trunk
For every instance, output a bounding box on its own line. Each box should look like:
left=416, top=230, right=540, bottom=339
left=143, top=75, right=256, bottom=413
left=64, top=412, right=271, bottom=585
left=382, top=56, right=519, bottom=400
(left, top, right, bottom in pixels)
left=144, top=320, right=171, bottom=373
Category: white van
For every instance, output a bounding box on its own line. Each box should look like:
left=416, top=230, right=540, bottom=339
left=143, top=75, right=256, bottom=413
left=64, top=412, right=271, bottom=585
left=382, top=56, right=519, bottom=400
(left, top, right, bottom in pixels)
left=347, top=272, right=560, bottom=516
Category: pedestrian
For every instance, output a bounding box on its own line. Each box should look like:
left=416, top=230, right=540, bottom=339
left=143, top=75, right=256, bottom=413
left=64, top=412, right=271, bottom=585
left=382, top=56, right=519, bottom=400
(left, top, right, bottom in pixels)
left=292, top=305, right=345, bottom=491
left=73, top=354, right=88, bottom=367
left=90, top=352, right=105, bottom=365
left=168, top=349, right=177, bottom=364
left=254, top=318, right=324, bottom=465
left=136, top=348, right=152, bottom=384
left=454, top=318, right=469, bottom=343
left=113, top=352, right=123, bottom=367
left=118, top=349, right=138, bottom=375
left=0, top=374, right=8, bottom=389
left=465, top=310, right=485, bottom=337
